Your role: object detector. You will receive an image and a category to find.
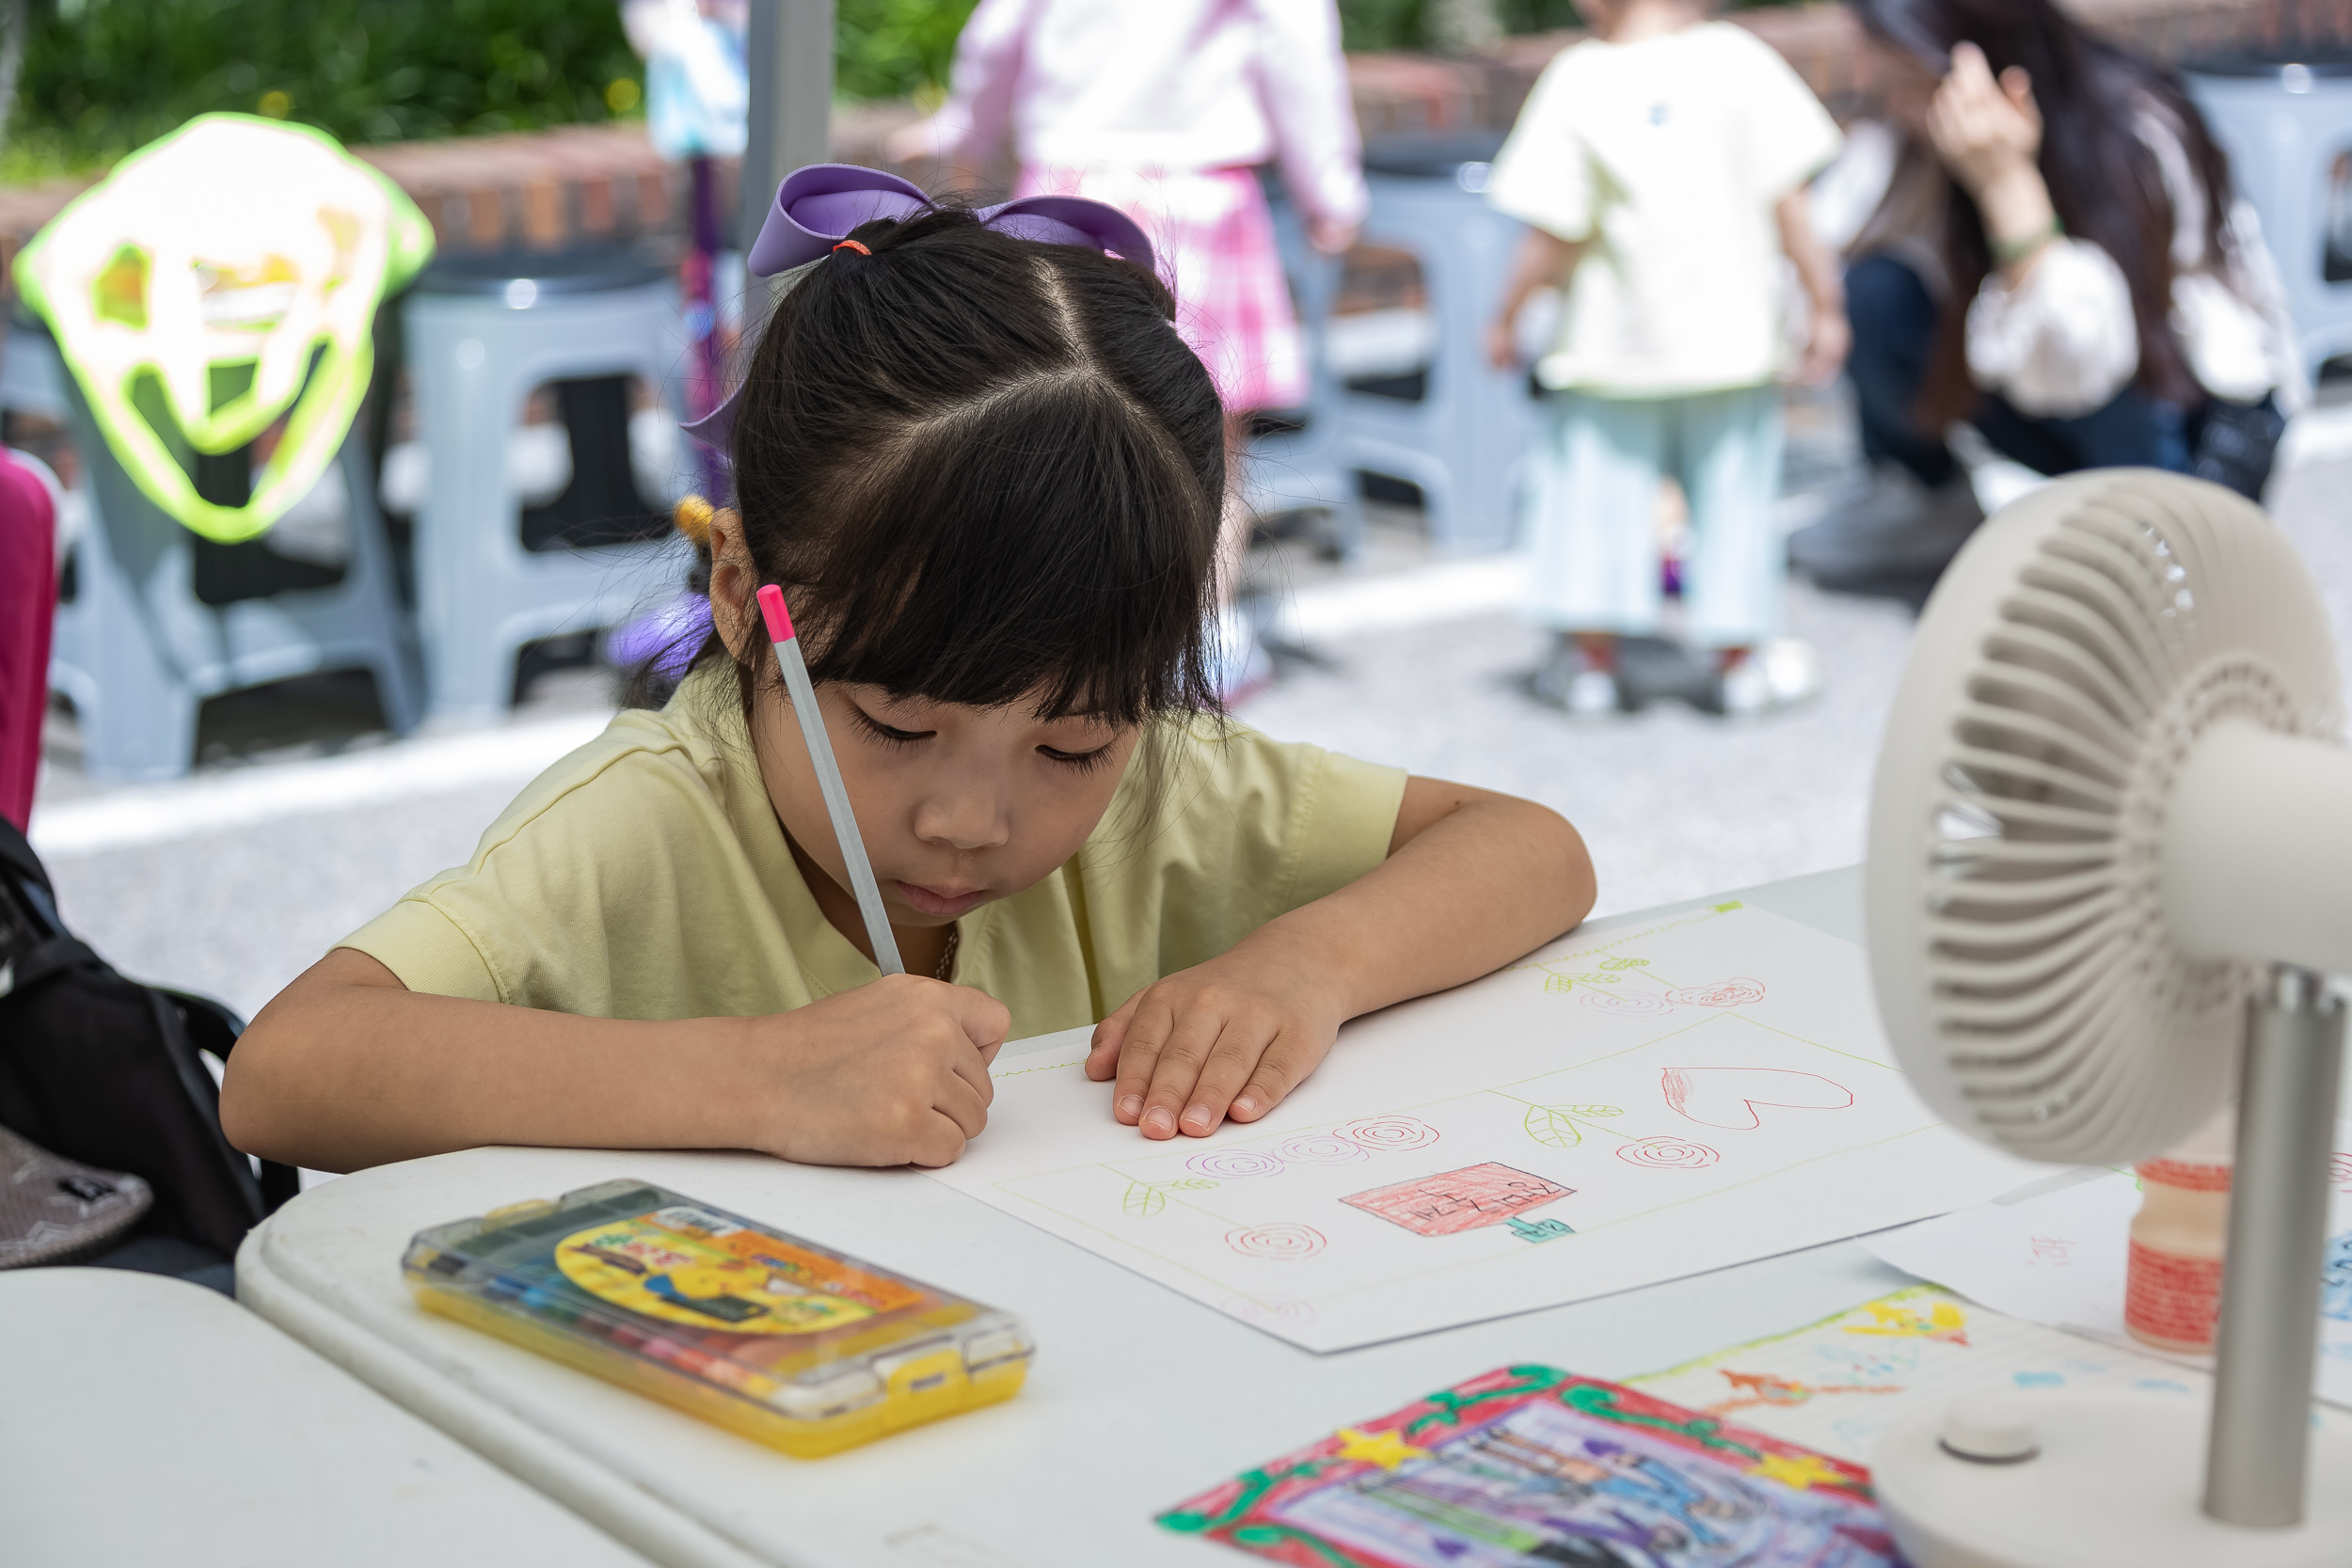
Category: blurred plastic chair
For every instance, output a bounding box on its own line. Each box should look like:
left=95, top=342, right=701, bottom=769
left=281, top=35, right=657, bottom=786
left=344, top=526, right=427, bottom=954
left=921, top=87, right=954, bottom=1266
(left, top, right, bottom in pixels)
left=9, top=115, right=432, bottom=780
left=1247, top=182, right=1364, bottom=562
left=14, top=325, right=423, bottom=781
left=2188, top=56, right=2352, bottom=379
left=1337, top=132, right=1539, bottom=554
left=401, top=254, right=683, bottom=722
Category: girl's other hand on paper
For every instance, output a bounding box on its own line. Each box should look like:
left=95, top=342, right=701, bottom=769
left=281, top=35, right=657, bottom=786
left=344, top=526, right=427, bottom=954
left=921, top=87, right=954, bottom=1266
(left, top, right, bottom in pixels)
left=1085, top=932, right=1344, bottom=1139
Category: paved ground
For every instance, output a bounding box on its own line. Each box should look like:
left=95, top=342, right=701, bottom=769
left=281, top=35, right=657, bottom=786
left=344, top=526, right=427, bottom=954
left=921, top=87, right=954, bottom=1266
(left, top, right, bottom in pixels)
left=31, top=388, right=2352, bottom=1024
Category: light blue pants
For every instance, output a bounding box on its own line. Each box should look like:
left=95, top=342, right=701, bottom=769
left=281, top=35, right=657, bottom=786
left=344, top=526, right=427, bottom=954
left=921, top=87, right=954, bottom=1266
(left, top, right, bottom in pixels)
left=1523, top=384, right=1786, bottom=650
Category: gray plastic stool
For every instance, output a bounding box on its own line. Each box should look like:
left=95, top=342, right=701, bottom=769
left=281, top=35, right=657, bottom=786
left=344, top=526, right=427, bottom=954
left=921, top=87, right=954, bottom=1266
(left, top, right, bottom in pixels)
left=1246, top=183, right=1365, bottom=562
left=403, top=254, right=682, bottom=722
left=2188, top=56, right=2352, bottom=379
left=10, top=325, right=424, bottom=781
left=1338, top=133, right=1539, bottom=553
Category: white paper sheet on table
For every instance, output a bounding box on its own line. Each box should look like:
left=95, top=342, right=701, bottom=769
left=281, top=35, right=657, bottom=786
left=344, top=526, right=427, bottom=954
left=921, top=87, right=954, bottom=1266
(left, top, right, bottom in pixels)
left=926, top=903, right=2043, bottom=1352
left=1861, top=1132, right=2352, bottom=1407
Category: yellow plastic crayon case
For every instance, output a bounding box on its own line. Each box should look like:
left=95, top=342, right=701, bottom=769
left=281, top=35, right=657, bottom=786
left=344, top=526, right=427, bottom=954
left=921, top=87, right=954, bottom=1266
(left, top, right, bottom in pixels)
left=401, top=1179, right=1034, bottom=1458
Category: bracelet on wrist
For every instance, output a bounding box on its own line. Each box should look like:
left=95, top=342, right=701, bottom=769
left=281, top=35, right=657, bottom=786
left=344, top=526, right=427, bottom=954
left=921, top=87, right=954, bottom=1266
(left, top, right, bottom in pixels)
left=1990, top=214, right=2062, bottom=268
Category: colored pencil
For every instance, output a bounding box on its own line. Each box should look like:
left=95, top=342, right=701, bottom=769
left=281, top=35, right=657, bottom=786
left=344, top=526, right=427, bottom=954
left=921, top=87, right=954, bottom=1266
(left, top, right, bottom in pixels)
left=755, top=584, right=904, bottom=975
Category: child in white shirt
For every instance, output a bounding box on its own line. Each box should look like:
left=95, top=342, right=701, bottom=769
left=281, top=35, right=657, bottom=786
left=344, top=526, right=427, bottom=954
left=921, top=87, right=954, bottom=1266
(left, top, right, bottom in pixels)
left=1486, top=0, right=1846, bottom=718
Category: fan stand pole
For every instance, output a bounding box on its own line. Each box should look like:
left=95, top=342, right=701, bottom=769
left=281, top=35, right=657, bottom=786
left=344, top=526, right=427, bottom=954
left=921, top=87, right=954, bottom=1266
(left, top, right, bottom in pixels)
left=2205, top=965, right=2346, bottom=1527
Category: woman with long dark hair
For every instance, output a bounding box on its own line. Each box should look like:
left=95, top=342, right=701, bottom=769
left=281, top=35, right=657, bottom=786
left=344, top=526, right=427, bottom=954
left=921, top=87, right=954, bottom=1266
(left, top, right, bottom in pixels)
left=1795, top=0, right=2299, bottom=591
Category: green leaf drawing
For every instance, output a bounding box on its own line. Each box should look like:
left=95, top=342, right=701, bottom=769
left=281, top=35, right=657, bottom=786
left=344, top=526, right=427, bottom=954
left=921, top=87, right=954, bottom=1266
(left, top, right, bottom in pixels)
left=1121, top=1177, right=1219, bottom=1218
left=1558, top=1103, right=1622, bottom=1117
left=1569, top=972, right=1621, bottom=985
left=1543, top=974, right=1574, bottom=993
left=1598, top=957, right=1649, bottom=970
left=1523, top=1106, right=1583, bottom=1148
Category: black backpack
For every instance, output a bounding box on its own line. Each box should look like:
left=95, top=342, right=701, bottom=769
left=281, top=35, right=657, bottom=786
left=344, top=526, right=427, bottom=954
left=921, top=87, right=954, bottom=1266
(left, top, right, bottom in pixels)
left=0, top=815, right=297, bottom=1267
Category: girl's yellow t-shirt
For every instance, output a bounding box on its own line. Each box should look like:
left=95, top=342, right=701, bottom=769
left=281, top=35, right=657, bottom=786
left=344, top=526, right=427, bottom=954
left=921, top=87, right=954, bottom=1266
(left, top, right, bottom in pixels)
left=340, top=667, right=1408, bottom=1040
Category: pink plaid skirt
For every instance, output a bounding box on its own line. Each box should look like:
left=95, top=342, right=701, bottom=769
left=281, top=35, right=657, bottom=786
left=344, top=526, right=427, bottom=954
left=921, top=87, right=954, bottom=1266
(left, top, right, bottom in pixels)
left=1016, top=164, right=1308, bottom=413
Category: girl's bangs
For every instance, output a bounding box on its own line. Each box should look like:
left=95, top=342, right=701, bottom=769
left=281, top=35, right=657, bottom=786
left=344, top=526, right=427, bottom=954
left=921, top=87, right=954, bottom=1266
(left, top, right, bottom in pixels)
left=789, top=383, right=1218, bottom=724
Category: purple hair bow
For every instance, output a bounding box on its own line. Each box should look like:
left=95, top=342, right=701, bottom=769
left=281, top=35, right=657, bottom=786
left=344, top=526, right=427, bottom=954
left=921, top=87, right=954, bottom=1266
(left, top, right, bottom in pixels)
left=682, top=164, right=1155, bottom=445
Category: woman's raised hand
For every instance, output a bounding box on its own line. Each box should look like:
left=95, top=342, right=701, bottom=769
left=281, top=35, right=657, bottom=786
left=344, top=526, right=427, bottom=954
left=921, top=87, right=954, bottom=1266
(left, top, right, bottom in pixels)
left=1927, top=41, right=2042, bottom=198
left=1928, top=41, right=2058, bottom=273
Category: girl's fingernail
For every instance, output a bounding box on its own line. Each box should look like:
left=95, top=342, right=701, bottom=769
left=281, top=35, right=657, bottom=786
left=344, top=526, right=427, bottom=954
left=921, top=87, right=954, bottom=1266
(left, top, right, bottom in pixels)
left=1232, top=1095, right=1258, bottom=1117
left=1182, top=1104, right=1214, bottom=1131
left=1117, top=1094, right=1142, bottom=1119
left=1143, top=1107, right=1175, bottom=1136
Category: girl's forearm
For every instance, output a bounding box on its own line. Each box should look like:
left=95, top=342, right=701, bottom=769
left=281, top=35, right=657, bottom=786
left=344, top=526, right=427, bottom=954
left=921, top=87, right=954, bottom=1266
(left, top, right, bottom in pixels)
left=1248, top=792, right=1595, bottom=1023
left=222, top=951, right=758, bottom=1172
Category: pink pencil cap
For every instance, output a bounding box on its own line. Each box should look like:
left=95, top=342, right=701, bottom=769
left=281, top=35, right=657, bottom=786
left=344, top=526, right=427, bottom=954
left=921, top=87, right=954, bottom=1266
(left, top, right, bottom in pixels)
left=755, top=583, right=795, bottom=643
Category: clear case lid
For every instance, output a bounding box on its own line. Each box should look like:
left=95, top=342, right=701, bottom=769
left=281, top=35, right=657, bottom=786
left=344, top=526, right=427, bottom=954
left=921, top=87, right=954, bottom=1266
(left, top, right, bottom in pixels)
left=402, top=1179, right=1033, bottom=1424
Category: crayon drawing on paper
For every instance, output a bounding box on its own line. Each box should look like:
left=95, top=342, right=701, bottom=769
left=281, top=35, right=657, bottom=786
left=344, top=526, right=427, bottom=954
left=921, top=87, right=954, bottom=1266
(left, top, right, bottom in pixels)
left=926, top=904, right=2041, bottom=1352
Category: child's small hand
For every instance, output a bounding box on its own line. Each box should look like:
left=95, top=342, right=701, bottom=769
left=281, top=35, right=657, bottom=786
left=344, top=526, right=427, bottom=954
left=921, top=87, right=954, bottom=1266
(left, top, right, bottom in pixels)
left=1485, top=314, right=1521, bottom=372
left=1085, top=937, right=1344, bottom=1139
left=1799, top=305, right=1851, bottom=385
left=754, top=974, right=1009, bottom=1167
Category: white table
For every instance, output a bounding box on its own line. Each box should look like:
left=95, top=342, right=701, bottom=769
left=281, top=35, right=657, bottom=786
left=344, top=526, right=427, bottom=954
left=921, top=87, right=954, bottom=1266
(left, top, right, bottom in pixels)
left=0, top=1266, right=652, bottom=1566
left=239, top=867, right=1916, bottom=1568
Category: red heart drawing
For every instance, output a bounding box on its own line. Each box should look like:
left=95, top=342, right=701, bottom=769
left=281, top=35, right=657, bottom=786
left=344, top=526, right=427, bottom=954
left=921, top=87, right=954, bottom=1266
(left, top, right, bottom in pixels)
left=1661, top=1068, right=1853, bottom=1130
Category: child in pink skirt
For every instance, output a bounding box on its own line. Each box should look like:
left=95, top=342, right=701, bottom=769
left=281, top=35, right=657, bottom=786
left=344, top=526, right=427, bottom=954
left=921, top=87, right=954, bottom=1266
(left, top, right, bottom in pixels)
left=890, top=0, right=1366, bottom=696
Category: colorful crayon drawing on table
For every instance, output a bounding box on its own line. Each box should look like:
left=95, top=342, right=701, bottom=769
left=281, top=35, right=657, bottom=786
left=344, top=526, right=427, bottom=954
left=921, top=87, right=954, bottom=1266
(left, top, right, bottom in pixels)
left=1158, top=1367, right=1899, bottom=1567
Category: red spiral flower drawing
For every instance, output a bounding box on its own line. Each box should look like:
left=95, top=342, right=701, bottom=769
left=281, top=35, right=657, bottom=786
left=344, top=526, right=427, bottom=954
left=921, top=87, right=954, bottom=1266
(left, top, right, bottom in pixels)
left=1226, top=1223, right=1329, bottom=1260
left=1663, top=977, right=1765, bottom=1007
left=1337, top=1116, right=1440, bottom=1152
left=1276, top=1132, right=1369, bottom=1164
left=1184, top=1148, right=1284, bottom=1180
left=1581, top=989, right=1673, bottom=1017
left=1617, top=1136, right=1721, bottom=1170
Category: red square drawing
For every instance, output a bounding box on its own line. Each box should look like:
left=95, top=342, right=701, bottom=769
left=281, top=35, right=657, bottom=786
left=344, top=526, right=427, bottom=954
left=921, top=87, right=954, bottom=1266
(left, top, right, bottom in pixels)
left=1341, top=1163, right=1572, bottom=1238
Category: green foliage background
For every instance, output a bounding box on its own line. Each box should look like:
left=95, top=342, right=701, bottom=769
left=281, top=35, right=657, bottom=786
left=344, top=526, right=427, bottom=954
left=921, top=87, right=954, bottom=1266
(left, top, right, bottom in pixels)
left=7, top=0, right=1588, bottom=181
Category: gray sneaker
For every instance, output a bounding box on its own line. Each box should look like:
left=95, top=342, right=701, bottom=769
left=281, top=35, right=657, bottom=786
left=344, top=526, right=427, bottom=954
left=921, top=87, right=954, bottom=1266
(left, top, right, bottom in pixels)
left=1529, top=650, right=1625, bottom=720
left=1788, top=464, right=1984, bottom=588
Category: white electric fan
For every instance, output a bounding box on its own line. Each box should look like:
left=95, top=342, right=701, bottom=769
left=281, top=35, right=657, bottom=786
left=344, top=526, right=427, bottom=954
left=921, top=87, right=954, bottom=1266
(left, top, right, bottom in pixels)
left=1863, top=469, right=2352, bottom=1566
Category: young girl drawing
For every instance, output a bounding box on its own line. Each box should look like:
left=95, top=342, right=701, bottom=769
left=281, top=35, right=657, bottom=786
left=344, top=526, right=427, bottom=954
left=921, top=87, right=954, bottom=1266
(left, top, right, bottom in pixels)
left=223, top=168, right=1596, bottom=1174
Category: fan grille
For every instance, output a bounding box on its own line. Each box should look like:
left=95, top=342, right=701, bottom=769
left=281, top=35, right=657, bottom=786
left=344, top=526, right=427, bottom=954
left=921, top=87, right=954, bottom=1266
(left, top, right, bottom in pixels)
left=1906, top=477, right=2338, bottom=1164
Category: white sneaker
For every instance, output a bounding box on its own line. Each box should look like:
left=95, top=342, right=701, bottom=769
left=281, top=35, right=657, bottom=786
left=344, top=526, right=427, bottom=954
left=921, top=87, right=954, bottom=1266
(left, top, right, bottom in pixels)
left=1715, top=638, right=1820, bottom=718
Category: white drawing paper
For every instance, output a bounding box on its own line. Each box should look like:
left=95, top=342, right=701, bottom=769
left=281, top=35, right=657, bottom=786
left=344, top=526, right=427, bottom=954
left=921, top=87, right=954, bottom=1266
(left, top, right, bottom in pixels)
left=1862, top=1132, right=2352, bottom=1408
left=928, top=903, right=2045, bottom=1352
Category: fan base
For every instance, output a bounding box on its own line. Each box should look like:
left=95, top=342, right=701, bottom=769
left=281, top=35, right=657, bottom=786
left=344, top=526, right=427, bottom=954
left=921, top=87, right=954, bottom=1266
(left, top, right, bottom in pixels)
left=1874, top=1394, right=2352, bottom=1567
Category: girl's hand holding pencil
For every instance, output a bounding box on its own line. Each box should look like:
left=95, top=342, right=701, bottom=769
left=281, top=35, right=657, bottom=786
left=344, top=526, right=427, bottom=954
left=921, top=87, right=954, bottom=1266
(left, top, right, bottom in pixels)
left=742, top=975, right=1008, bottom=1167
